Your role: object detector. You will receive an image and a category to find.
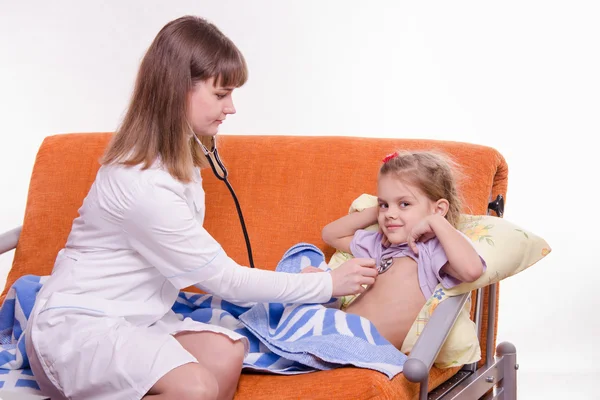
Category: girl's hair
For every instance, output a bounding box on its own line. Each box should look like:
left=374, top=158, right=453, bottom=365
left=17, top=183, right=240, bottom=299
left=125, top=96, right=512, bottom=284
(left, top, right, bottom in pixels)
left=379, top=150, right=463, bottom=228
left=101, top=16, right=248, bottom=182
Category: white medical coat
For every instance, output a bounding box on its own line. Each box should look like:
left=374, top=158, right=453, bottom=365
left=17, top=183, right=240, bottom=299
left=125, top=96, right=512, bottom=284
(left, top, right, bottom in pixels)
left=25, top=163, right=333, bottom=400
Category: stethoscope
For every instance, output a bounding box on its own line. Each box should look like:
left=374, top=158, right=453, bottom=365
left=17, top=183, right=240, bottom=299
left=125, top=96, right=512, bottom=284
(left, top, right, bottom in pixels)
left=193, top=134, right=255, bottom=269
left=378, top=257, right=393, bottom=274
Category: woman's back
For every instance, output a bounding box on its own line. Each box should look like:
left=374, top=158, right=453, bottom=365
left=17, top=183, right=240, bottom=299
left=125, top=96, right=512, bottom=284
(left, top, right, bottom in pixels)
left=36, top=164, right=202, bottom=324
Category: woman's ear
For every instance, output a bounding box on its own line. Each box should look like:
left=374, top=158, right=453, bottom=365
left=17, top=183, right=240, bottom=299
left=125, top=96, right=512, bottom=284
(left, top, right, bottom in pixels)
left=433, top=199, right=449, bottom=217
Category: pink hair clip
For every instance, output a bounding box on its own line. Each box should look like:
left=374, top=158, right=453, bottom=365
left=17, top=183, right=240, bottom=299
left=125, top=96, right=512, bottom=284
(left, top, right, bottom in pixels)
left=382, top=152, right=398, bottom=163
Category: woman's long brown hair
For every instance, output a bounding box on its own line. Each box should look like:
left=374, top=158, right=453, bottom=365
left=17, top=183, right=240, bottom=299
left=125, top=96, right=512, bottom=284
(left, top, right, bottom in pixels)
left=102, top=16, right=247, bottom=182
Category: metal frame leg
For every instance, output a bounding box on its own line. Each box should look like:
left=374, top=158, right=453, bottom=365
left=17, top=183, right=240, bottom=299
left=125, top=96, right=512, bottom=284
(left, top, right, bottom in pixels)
left=486, top=284, right=498, bottom=365
left=496, top=342, right=518, bottom=399
left=419, top=373, right=429, bottom=400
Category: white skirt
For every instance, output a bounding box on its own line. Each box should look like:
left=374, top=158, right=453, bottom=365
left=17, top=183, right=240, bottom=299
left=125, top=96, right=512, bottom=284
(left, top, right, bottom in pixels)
left=26, top=308, right=249, bottom=400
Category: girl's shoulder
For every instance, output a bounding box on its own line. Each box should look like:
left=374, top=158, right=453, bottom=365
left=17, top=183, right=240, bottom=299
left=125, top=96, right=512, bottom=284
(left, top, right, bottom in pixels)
left=353, top=228, right=382, bottom=242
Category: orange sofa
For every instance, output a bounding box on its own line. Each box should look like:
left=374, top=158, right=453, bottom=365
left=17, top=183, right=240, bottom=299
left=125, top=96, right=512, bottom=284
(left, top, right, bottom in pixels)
left=0, top=133, right=515, bottom=399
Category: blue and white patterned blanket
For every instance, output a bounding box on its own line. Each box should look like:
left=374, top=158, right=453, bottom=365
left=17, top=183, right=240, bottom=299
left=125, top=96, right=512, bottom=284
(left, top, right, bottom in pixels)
left=0, top=243, right=406, bottom=395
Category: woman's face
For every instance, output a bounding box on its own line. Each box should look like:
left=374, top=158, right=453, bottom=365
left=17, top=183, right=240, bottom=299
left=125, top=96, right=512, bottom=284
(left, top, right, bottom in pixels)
left=187, top=77, right=236, bottom=136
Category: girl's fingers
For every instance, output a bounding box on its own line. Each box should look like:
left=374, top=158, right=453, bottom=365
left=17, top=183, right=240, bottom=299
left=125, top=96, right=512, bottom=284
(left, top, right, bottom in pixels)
left=408, top=234, right=419, bottom=254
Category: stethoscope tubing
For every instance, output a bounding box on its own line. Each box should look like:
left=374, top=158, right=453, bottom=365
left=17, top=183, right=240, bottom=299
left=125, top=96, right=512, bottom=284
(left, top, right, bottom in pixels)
left=194, top=135, right=255, bottom=269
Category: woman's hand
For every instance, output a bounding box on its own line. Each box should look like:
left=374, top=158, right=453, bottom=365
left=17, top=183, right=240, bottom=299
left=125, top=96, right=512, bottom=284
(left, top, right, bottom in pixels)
left=330, top=258, right=378, bottom=296
left=408, top=216, right=437, bottom=254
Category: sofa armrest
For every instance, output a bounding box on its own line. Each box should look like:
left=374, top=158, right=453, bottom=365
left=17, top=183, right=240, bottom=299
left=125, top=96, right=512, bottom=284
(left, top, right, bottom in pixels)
left=0, top=226, right=22, bottom=255
left=403, top=292, right=470, bottom=383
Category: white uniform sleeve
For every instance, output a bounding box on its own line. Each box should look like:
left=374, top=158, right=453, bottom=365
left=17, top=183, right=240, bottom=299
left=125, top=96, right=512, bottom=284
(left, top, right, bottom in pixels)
left=122, top=180, right=333, bottom=304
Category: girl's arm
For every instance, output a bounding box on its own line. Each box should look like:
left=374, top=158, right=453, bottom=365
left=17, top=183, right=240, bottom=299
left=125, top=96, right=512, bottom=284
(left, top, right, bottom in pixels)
left=322, top=206, right=379, bottom=253
left=409, top=214, right=484, bottom=283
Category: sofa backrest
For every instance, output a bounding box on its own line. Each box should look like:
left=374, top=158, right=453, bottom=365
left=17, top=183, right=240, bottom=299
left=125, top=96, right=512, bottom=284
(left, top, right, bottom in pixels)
left=203, top=135, right=508, bottom=270
left=1, top=133, right=508, bottom=363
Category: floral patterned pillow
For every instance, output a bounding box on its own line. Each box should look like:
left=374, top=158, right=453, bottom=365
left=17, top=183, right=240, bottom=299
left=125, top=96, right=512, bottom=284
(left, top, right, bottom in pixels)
left=445, top=214, right=551, bottom=295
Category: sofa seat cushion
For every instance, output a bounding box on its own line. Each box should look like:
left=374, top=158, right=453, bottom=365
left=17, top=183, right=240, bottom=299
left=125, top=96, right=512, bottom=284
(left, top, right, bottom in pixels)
left=235, top=365, right=460, bottom=400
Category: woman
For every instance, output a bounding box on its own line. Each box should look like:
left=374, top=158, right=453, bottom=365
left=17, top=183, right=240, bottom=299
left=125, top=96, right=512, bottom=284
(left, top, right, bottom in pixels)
left=25, top=16, right=377, bottom=400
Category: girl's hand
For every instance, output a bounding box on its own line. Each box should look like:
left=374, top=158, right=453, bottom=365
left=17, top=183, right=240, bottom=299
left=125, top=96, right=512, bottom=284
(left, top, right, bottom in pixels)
left=330, top=258, right=378, bottom=296
left=408, top=217, right=437, bottom=254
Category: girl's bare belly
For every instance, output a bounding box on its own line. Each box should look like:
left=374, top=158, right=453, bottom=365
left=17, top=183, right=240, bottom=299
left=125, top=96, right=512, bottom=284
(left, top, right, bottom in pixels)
left=344, top=257, right=425, bottom=349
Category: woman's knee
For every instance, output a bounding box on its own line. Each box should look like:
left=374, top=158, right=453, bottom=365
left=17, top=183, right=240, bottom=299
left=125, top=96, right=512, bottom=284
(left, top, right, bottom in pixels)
left=212, top=341, right=244, bottom=399
left=179, top=375, right=219, bottom=400
left=174, top=332, right=245, bottom=399
left=176, top=331, right=245, bottom=373
left=220, top=339, right=245, bottom=370
left=147, top=362, right=219, bottom=400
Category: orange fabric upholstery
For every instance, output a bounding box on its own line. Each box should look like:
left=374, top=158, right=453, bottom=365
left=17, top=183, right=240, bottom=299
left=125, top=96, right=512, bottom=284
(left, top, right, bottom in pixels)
left=1, top=133, right=508, bottom=399
left=236, top=366, right=461, bottom=399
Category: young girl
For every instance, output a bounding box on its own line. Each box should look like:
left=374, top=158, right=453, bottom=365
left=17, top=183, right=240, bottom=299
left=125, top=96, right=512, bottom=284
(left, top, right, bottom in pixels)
left=24, top=16, right=377, bottom=400
left=321, top=150, right=486, bottom=349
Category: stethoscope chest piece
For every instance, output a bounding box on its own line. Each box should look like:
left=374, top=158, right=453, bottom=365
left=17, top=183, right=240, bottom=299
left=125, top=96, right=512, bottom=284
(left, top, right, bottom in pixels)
left=378, top=256, right=393, bottom=274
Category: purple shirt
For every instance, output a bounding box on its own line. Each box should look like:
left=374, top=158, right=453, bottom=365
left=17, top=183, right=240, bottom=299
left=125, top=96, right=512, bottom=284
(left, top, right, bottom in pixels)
left=350, top=229, right=481, bottom=299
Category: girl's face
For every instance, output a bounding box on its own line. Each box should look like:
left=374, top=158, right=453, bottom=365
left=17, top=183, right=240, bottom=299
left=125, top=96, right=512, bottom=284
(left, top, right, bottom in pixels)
left=187, top=77, right=236, bottom=136
left=376, top=174, right=446, bottom=245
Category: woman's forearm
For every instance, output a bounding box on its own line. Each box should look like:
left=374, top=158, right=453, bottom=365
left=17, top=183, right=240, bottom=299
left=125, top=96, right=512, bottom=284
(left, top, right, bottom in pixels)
left=194, top=252, right=333, bottom=304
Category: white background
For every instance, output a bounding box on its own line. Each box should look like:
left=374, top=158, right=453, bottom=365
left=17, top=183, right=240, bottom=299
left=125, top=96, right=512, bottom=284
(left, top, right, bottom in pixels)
left=1, top=1, right=598, bottom=398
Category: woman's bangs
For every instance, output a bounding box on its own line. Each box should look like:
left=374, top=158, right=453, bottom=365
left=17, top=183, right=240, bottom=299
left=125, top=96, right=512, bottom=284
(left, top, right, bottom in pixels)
left=212, top=46, right=248, bottom=88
